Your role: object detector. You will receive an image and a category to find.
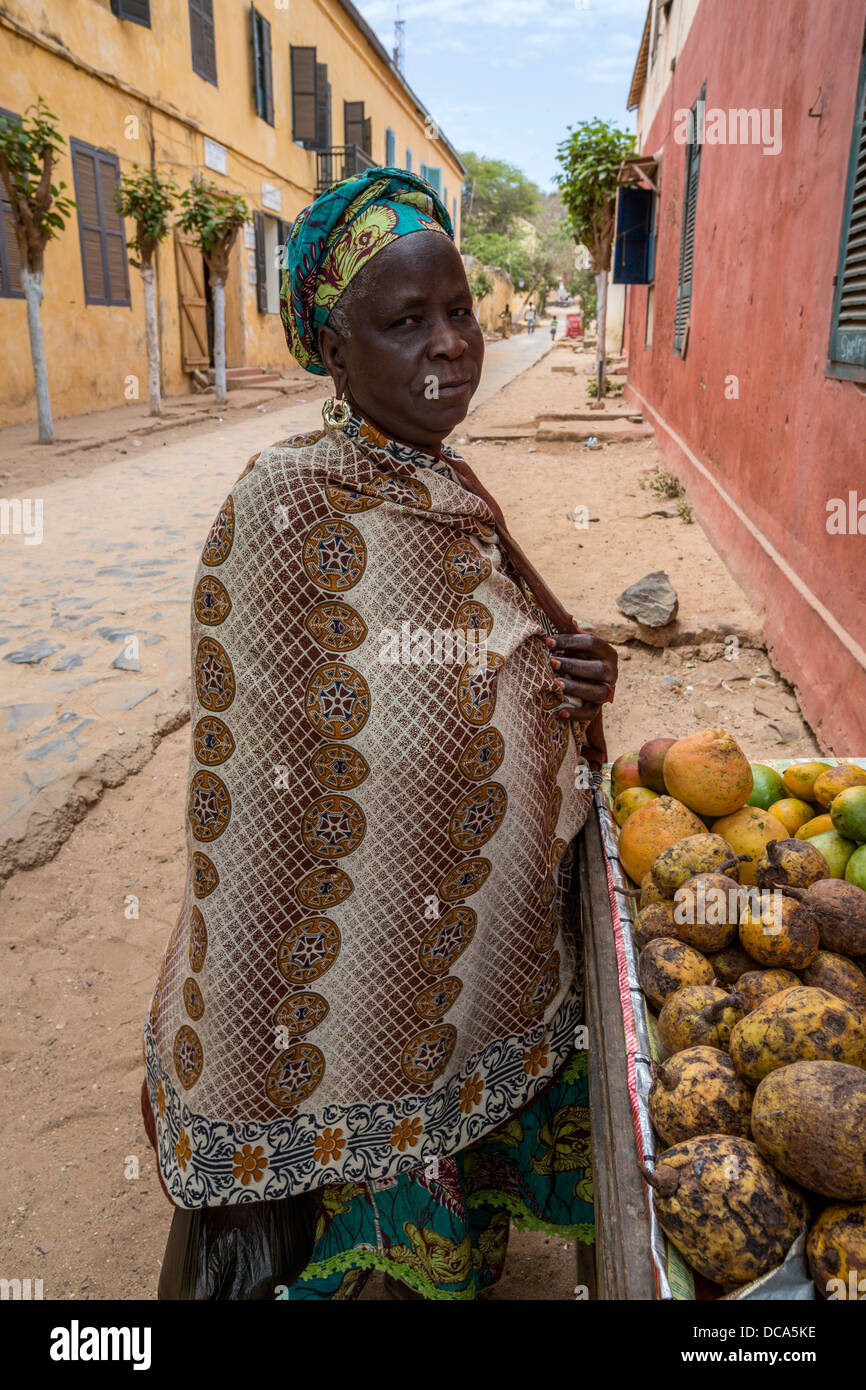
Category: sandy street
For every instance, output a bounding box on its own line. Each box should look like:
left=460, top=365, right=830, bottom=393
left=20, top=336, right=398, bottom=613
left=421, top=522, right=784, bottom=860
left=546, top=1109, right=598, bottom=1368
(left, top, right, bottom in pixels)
left=0, top=332, right=819, bottom=1301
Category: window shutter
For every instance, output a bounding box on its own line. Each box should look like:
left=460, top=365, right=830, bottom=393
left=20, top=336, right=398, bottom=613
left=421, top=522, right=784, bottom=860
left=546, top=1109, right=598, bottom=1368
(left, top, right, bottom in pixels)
left=674, top=89, right=703, bottom=355
left=315, top=64, right=331, bottom=150
left=613, top=185, right=654, bottom=284
left=406, top=147, right=412, bottom=172
left=828, top=51, right=866, bottom=377
left=189, top=0, right=217, bottom=85
left=291, top=46, right=318, bottom=145
left=251, top=7, right=263, bottom=118
left=111, top=0, right=151, bottom=25
left=71, top=141, right=129, bottom=306
left=385, top=127, right=395, bottom=166
left=363, top=116, right=372, bottom=156
left=251, top=8, right=274, bottom=125
left=98, top=154, right=129, bottom=303
left=422, top=165, right=441, bottom=196
left=0, top=108, right=23, bottom=298
left=72, top=145, right=107, bottom=303
left=254, top=211, right=268, bottom=314
left=344, top=100, right=364, bottom=149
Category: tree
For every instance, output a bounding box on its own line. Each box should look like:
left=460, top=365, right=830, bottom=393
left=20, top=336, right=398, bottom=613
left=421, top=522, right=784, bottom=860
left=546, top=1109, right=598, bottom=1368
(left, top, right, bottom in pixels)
left=461, top=152, right=540, bottom=236
left=176, top=176, right=250, bottom=404
left=461, top=228, right=532, bottom=289
left=0, top=100, right=76, bottom=444
left=116, top=165, right=178, bottom=416
left=555, top=119, right=634, bottom=400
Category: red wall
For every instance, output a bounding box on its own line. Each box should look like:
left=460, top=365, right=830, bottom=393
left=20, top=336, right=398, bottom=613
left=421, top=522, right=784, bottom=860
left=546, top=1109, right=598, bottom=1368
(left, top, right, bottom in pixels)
left=625, top=0, right=866, bottom=753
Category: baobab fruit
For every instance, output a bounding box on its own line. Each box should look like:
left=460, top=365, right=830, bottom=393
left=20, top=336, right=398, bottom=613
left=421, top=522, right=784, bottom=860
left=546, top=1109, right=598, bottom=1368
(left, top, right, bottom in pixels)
left=707, top=941, right=755, bottom=987
left=651, top=834, right=740, bottom=895
left=638, top=938, right=714, bottom=1012
left=648, top=1046, right=752, bottom=1146
left=752, top=1061, right=866, bottom=1200
left=754, top=838, right=830, bottom=890
left=800, top=951, right=866, bottom=1019
left=640, top=1137, right=807, bottom=1287
left=662, top=728, right=754, bottom=818
left=633, top=901, right=678, bottom=952
left=617, top=796, right=705, bottom=885
left=638, top=736, right=677, bottom=794
left=729, top=986, right=866, bottom=1084
left=658, top=984, right=745, bottom=1056
left=784, top=879, right=866, bottom=957
left=640, top=871, right=667, bottom=907
left=738, top=893, right=819, bottom=970
left=710, top=807, right=790, bottom=887
left=807, top=1202, right=866, bottom=1297
left=736, top=969, right=801, bottom=1014
left=674, top=871, right=742, bottom=953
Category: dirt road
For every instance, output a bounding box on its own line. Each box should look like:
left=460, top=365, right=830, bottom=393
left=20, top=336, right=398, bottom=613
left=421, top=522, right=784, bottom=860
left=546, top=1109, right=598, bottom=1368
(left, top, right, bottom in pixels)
left=0, top=338, right=820, bottom=1302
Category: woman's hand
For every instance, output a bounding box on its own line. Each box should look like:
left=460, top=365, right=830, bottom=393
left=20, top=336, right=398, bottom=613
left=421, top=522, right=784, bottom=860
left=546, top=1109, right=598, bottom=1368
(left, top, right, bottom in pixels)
left=545, top=630, right=618, bottom=768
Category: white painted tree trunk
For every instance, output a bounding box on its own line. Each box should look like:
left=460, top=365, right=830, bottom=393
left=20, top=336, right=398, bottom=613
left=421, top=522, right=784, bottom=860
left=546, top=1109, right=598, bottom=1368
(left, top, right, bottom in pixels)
left=595, top=268, right=609, bottom=402
left=213, top=277, right=227, bottom=404
left=141, top=262, right=161, bottom=417
left=22, top=268, right=53, bottom=444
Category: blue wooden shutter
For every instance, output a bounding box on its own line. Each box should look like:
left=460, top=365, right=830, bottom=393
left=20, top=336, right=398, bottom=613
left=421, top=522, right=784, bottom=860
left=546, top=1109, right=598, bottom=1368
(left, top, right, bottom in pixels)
left=674, top=87, right=704, bottom=355
left=613, top=186, right=654, bottom=283
left=0, top=108, right=23, bottom=298
left=251, top=7, right=274, bottom=126
left=828, top=49, right=866, bottom=379
left=385, top=127, right=395, bottom=166
left=406, top=147, right=412, bottom=172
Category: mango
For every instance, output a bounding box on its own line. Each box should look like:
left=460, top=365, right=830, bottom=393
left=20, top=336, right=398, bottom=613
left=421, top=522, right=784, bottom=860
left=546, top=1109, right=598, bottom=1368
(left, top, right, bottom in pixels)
left=801, top=951, right=866, bottom=1019
left=736, top=968, right=801, bottom=1014
left=846, top=844, right=866, bottom=892
left=648, top=1046, right=752, bottom=1146
left=752, top=1061, right=866, bottom=1200
left=830, top=785, right=866, bottom=844
left=633, top=901, right=678, bottom=952
left=781, top=760, right=833, bottom=801
left=798, top=814, right=834, bottom=840
left=805, top=829, right=856, bottom=878
left=662, top=728, right=753, bottom=818
left=767, top=797, right=815, bottom=836
left=813, top=763, right=866, bottom=809
left=642, top=1137, right=807, bottom=1287
left=738, top=894, right=819, bottom=970
left=710, top=807, right=790, bottom=886
left=747, top=763, right=784, bottom=811
left=755, top=837, right=829, bottom=890
left=807, top=1202, right=866, bottom=1298
left=617, top=795, right=705, bottom=885
left=613, top=786, right=658, bottom=827
left=638, top=736, right=677, bottom=794
left=658, top=984, right=745, bottom=1056
left=637, top=938, right=714, bottom=1012
left=611, top=750, right=642, bottom=800
left=729, top=985, right=866, bottom=1084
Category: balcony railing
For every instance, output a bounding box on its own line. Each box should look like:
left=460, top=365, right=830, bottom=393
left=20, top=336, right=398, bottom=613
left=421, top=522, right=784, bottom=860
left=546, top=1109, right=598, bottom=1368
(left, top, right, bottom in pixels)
left=315, top=145, right=377, bottom=195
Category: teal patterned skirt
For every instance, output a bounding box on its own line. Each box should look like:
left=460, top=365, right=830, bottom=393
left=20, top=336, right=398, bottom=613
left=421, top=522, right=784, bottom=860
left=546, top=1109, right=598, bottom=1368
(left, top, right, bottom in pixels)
left=277, top=1051, right=593, bottom=1301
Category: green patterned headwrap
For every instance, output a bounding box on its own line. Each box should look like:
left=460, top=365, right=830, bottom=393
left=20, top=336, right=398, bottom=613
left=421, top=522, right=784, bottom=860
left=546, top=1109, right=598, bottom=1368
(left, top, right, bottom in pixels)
left=279, top=166, right=453, bottom=375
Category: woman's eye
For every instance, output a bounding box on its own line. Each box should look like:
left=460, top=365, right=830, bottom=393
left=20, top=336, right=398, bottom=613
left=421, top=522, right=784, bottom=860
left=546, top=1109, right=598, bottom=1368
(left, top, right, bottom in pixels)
left=391, top=314, right=421, bottom=328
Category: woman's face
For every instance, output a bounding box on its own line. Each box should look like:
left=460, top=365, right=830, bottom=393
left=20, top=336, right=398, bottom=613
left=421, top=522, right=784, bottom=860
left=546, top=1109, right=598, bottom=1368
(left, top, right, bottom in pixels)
left=319, top=231, right=485, bottom=452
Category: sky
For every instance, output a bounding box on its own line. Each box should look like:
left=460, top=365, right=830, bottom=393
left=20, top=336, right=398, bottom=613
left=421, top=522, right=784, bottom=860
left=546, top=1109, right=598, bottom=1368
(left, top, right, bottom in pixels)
left=358, top=0, right=648, bottom=191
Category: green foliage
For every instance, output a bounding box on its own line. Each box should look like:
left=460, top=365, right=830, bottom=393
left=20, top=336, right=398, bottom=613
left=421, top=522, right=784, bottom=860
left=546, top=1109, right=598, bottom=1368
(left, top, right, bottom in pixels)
left=461, top=228, right=532, bottom=286
left=568, top=267, right=597, bottom=320
left=116, top=164, right=178, bottom=263
left=639, top=466, right=693, bottom=521
left=176, top=175, right=250, bottom=263
left=460, top=151, right=540, bottom=235
left=0, top=98, right=76, bottom=262
left=467, top=266, right=493, bottom=301
left=586, top=377, right=622, bottom=397
left=554, top=118, right=634, bottom=272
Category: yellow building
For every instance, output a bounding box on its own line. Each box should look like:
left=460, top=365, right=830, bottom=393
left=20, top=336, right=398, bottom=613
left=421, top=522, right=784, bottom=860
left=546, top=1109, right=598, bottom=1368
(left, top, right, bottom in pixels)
left=0, top=0, right=465, bottom=425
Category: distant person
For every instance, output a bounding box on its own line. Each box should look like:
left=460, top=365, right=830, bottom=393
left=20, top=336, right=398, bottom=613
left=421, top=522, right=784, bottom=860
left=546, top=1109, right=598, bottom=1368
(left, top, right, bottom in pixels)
left=550, top=315, right=558, bottom=341
left=526, top=302, right=536, bottom=335
left=499, top=303, right=512, bottom=339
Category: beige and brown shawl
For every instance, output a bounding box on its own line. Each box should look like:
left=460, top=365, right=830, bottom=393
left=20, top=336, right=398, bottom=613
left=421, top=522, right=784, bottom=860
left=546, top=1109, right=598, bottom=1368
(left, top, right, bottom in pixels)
left=143, top=419, right=589, bottom=1206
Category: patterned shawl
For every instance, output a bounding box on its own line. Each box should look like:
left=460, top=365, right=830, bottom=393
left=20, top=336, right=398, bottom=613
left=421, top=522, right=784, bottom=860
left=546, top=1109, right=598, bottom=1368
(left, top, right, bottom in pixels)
left=142, top=414, right=589, bottom=1207
left=279, top=166, right=452, bottom=374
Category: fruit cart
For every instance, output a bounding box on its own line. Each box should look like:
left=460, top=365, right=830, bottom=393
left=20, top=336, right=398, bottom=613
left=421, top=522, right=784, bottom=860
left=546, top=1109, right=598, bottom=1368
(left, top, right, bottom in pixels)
left=576, top=756, right=866, bottom=1301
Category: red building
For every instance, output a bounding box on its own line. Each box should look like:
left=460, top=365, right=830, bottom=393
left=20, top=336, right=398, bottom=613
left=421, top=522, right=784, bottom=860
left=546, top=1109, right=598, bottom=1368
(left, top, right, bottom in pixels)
left=617, top=0, right=866, bottom=752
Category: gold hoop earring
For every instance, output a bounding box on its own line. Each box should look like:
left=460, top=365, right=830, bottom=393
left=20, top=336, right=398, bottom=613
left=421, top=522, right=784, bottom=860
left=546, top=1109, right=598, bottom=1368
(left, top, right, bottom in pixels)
left=322, top=395, right=351, bottom=430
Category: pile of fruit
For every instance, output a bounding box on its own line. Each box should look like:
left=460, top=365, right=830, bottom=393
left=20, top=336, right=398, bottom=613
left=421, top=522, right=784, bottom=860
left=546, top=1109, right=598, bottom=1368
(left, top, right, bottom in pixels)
left=609, top=729, right=866, bottom=1298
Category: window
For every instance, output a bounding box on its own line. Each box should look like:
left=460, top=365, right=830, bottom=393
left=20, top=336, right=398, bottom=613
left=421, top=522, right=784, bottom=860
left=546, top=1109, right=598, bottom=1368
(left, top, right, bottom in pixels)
left=316, top=64, right=332, bottom=150
left=674, top=85, right=704, bottom=356
left=385, top=127, right=396, bottom=166
left=613, top=186, right=655, bottom=283
left=110, top=0, right=151, bottom=24
left=69, top=139, right=130, bottom=306
left=645, top=283, right=655, bottom=348
left=291, top=46, right=318, bottom=145
left=251, top=5, right=274, bottom=125
left=0, top=109, right=23, bottom=299
left=452, top=194, right=457, bottom=230
left=828, top=47, right=866, bottom=381
left=443, top=184, right=448, bottom=208
left=189, top=0, right=217, bottom=86
left=254, top=211, right=292, bottom=314
left=419, top=163, right=441, bottom=195
left=406, top=147, right=412, bottom=172
left=344, top=101, right=370, bottom=154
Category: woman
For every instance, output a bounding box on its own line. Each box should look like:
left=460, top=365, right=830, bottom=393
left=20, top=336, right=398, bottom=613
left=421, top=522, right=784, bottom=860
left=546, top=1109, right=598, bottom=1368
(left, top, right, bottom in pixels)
left=143, top=168, right=617, bottom=1301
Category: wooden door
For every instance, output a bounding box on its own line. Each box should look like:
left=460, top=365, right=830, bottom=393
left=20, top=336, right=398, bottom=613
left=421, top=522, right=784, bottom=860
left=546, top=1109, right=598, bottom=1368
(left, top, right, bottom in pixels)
left=174, top=230, right=209, bottom=370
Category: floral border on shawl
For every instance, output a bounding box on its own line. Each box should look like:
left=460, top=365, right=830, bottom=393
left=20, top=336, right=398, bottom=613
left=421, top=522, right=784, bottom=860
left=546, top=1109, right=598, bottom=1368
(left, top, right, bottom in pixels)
left=143, top=989, right=582, bottom=1208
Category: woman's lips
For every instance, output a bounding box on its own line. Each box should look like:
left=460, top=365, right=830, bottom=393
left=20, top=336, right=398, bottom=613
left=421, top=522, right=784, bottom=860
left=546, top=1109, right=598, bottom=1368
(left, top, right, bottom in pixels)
left=435, top=379, right=473, bottom=396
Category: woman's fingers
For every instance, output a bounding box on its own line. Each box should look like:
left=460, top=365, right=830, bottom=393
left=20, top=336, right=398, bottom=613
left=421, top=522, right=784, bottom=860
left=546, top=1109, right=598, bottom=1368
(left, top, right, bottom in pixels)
left=553, top=676, right=612, bottom=706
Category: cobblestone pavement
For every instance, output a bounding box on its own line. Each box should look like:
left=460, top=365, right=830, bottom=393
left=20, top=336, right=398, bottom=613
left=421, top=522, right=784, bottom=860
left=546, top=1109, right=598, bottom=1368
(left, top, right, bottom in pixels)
left=0, top=332, right=552, bottom=881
